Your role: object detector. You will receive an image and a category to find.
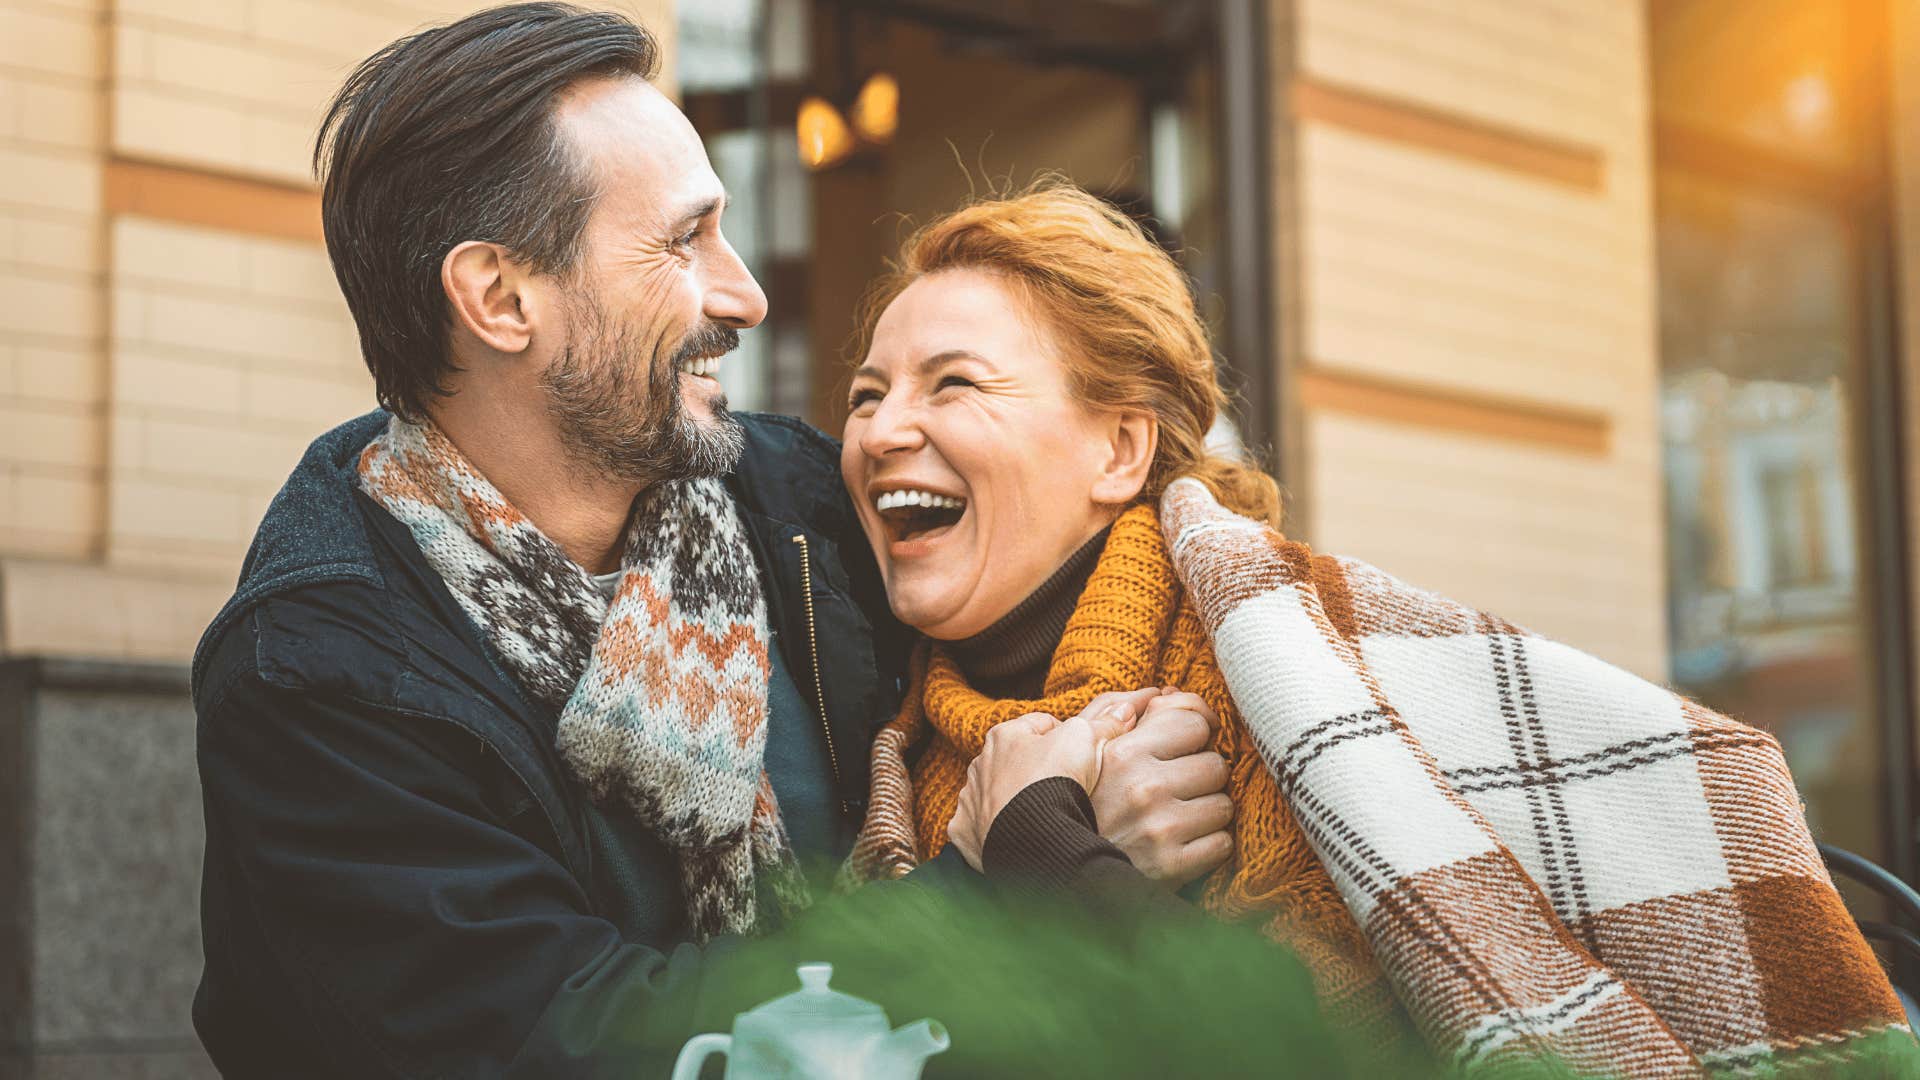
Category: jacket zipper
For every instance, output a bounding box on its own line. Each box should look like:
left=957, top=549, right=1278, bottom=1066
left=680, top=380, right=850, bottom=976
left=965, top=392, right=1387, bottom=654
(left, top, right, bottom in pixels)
left=790, top=533, right=848, bottom=814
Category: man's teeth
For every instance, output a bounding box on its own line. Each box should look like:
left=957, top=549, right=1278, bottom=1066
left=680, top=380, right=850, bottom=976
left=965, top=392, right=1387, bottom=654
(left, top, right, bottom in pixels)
left=678, top=356, right=721, bottom=377
left=875, top=489, right=964, bottom=512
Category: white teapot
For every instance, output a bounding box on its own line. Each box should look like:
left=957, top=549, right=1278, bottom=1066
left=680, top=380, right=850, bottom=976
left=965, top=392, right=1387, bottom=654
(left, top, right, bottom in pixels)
left=671, top=963, right=949, bottom=1080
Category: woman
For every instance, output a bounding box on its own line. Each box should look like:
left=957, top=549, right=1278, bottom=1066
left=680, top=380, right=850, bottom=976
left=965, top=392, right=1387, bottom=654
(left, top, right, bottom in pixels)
left=837, top=184, right=1394, bottom=1024
left=839, top=182, right=1909, bottom=1073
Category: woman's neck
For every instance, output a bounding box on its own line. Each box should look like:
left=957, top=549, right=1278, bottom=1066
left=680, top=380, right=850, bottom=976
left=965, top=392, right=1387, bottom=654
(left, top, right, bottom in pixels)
left=946, top=525, right=1113, bottom=699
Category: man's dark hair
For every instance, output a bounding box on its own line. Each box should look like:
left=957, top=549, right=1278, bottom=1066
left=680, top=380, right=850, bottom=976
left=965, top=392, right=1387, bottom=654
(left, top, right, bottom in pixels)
left=314, top=2, right=659, bottom=420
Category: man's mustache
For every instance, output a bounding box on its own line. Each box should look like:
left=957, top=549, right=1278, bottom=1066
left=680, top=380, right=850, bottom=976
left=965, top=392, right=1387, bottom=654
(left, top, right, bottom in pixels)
left=669, top=323, right=740, bottom=368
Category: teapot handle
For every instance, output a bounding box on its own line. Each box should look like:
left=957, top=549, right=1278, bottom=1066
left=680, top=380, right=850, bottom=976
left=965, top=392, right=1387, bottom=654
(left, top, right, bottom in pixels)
left=671, top=1033, right=731, bottom=1080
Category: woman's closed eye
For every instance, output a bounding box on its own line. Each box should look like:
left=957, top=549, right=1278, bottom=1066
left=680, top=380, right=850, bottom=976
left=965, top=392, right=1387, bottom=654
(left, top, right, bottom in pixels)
left=848, top=386, right=883, bottom=412
left=934, top=374, right=975, bottom=393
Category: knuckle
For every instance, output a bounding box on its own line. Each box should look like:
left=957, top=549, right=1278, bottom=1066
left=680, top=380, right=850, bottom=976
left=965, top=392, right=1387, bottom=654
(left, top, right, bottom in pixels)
left=1126, top=781, right=1162, bottom=812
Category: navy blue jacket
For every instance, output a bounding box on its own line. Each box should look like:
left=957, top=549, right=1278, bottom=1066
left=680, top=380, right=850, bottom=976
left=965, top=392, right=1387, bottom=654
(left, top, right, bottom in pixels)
left=190, top=411, right=933, bottom=1077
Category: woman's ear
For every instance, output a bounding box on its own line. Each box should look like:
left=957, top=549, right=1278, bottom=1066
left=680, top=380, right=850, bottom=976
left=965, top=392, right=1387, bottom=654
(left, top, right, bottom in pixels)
left=1091, top=410, right=1158, bottom=504
left=442, top=240, right=535, bottom=354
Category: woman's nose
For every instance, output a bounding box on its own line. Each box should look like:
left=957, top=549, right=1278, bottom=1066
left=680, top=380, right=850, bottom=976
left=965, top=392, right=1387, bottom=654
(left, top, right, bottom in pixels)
left=858, top=395, right=925, bottom=457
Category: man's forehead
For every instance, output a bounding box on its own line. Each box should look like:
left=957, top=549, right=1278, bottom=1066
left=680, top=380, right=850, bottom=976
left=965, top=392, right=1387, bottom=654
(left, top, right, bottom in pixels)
left=556, top=76, right=718, bottom=223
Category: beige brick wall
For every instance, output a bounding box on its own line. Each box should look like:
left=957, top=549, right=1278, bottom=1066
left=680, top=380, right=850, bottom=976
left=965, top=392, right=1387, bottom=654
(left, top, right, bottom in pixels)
left=112, top=0, right=676, bottom=183
left=0, top=0, right=107, bottom=561
left=1, top=0, right=677, bottom=662
left=1288, top=0, right=1669, bottom=679
left=108, top=216, right=366, bottom=574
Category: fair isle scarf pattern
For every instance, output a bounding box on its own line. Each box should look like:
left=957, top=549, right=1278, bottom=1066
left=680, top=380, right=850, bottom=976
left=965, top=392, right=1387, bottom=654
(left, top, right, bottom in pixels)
left=1154, top=478, right=1910, bottom=1075
left=357, top=415, right=798, bottom=940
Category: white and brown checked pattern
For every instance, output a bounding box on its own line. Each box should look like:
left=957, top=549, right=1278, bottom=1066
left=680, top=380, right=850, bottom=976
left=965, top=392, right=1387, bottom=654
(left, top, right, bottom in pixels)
left=359, top=416, right=802, bottom=941
left=1159, top=478, right=1909, bottom=1075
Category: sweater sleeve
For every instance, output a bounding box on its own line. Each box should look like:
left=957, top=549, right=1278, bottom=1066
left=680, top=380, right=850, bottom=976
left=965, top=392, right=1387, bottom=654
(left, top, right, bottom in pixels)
left=980, top=776, right=1196, bottom=923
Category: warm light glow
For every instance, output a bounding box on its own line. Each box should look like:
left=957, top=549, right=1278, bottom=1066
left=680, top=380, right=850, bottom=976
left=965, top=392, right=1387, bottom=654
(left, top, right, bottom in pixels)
left=1782, top=72, right=1832, bottom=135
left=851, top=72, right=899, bottom=145
left=796, top=95, right=855, bottom=170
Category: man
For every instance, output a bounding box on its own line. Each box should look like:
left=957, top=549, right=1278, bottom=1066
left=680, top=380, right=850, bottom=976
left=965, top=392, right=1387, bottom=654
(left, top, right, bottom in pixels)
left=191, top=5, right=1231, bottom=1077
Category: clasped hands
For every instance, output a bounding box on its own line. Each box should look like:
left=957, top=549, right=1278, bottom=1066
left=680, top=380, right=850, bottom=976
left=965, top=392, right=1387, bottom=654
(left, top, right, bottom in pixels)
left=947, top=687, right=1233, bottom=886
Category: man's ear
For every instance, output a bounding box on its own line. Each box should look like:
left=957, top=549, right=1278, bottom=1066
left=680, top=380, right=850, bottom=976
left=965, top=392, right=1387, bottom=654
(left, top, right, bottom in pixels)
left=442, top=240, right=536, bottom=354
left=1090, top=410, right=1158, bottom=504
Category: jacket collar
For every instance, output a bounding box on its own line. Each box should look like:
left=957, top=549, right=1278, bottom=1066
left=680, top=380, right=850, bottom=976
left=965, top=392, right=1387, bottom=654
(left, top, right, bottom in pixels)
left=192, top=410, right=389, bottom=695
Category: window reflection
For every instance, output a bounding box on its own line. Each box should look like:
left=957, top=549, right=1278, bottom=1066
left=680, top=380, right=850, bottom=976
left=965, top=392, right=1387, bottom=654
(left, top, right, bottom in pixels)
left=1652, top=0, right=1890, bottom=867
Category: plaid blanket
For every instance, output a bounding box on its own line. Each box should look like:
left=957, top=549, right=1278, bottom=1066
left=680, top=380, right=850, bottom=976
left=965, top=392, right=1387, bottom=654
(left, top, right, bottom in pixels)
left=1160, top=478, right=1912, bottom=1075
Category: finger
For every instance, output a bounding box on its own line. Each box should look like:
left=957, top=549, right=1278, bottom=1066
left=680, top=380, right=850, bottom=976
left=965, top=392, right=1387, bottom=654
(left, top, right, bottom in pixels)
left=1084, top=686, right=1162, bottom=721
left=1181, top=791, right=1235, bottom=835
left=1143, top=691, right=1218, bottom=729
left=1172, top=829, right=1234, bottom=882
left=1125, top=708, right=1213, bottom=760
left=1046, top=714, right=1112, bottom=791
left=1004, top=712, right=1060, bottom=738
left=1084, top=699, right=1138, bottom=744
left=1158, top=752, right=1232, bottom=801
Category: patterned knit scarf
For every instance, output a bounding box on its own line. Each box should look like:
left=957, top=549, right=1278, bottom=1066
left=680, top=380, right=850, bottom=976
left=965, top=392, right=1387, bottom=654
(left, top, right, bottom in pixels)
left=851, top=504, right=1402, bottom=1026
left=357, top=416, right=800, bottom=940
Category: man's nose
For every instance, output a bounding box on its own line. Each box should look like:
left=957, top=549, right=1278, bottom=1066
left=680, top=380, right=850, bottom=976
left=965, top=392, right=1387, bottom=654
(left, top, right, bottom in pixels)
left=704, top=236, right=768, bottom=329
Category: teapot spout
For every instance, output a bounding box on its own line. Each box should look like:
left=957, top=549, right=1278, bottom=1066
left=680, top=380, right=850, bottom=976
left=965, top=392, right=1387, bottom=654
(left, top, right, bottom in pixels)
left=871, top=1019, right=949, bottom=1077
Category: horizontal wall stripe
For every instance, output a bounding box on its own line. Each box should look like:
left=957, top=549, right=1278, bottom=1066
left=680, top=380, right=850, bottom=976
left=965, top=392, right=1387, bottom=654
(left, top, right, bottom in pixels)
left=103, top=157, right=323, bottom=245
left=1290, top=78, right=1606, bottom=192
left=1298, top=364, right=1611, bottom=455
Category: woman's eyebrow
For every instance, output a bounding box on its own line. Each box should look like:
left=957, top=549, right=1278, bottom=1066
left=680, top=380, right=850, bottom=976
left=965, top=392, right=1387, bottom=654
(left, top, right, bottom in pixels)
left=851, top=349, right=984, bottom=384
left=914, top=349, right=986, bottom=374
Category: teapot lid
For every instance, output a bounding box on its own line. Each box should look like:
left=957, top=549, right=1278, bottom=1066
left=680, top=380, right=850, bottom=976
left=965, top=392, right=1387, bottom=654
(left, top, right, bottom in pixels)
left=743, top=963, right=886, bottom=1027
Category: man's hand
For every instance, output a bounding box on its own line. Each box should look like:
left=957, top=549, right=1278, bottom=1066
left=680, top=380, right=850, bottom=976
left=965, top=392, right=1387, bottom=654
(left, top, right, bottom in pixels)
left=1090, top=689, right=1233, bottom=888
left=946, top=689, right=1160, bottom=871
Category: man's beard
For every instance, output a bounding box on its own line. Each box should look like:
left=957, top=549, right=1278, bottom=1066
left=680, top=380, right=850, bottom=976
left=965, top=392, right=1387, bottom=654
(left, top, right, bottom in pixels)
left=541, top=293, right=745, bottom=486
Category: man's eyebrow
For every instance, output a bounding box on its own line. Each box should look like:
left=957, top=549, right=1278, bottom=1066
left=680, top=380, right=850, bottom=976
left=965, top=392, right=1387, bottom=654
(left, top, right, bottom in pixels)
left=668, top=193, right=727, bottom=230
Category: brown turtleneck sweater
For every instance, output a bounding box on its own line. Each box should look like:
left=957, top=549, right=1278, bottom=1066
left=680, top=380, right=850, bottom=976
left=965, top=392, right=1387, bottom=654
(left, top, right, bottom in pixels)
left=948, top=526, right=1111, bottom=699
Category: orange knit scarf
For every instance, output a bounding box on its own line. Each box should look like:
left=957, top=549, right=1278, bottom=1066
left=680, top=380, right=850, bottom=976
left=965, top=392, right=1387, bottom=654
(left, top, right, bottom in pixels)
left=880, top=504, right=1394, bottom=1020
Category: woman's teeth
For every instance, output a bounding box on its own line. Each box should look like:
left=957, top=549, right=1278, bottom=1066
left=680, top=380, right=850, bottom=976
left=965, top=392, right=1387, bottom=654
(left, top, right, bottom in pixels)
left=678, top=356, right=721, bottom=377
left=875, top=489, right=964, bottom=511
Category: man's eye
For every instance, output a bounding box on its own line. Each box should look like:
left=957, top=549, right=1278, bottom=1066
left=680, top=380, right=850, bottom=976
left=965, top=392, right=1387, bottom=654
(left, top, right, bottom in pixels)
left=672, top=228, right=698, bottom=249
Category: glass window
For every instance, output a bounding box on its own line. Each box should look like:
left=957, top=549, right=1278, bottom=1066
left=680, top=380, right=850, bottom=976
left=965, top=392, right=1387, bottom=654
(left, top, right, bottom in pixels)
left=1651, top=0, right=1898, bottom=876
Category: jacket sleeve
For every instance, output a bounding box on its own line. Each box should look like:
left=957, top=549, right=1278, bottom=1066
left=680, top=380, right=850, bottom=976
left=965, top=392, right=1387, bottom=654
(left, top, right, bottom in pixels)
left=196, top=671, right=801, bottom=1079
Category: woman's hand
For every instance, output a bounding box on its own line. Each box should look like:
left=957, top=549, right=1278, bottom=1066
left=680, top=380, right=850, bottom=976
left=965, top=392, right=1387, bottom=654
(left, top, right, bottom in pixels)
left=946, top=689, right=1157, bottom=870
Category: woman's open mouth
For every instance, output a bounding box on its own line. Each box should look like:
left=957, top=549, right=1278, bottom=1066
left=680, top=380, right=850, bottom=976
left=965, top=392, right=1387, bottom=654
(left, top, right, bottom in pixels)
left=874, top=487, right=968, bottom=548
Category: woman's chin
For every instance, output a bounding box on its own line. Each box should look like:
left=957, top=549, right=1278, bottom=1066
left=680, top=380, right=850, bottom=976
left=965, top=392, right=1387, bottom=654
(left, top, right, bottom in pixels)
left=886, top=587, right=990, bottom=641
